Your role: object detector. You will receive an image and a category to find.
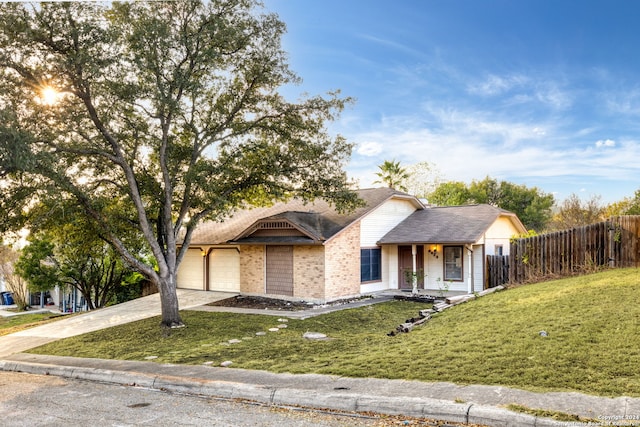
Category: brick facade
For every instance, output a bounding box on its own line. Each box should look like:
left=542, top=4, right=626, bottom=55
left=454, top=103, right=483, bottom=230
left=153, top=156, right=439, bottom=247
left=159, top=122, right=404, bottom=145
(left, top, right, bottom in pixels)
left=324, top=222, right=361, bottom=300
left=293, top=246, right=325, bottom=300
left=238, top=236, right=359, bottom=303
left=239, top=245, right=264, bottom=294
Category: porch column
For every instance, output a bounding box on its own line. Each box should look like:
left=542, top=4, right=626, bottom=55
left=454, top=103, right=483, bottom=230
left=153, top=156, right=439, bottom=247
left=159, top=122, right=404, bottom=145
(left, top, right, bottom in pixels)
left=467, top=245, right=473, bottom=294
left=412, top=244, right=417, bottom=293
left=201, top=247, right=208, bottom=291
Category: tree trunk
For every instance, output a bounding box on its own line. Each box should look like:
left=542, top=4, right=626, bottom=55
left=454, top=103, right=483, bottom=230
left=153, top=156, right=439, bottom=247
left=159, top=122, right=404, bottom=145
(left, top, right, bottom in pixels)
left=157, top=273, right=184, bottom=328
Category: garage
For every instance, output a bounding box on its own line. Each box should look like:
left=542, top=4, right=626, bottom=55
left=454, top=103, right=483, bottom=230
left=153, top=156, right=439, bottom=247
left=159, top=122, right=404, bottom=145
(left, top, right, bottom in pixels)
left=176, top=248, right=204, bottom=290
left=208, top=248, right=240, bottom=292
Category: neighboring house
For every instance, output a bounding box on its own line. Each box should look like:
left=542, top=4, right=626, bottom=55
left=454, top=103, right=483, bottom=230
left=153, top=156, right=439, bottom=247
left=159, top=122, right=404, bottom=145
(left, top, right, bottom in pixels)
left=178, top=188, right=526, bottom=302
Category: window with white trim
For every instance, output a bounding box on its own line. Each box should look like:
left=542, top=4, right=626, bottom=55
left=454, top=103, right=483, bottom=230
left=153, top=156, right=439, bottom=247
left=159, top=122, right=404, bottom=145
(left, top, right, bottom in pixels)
left=360, top=248, right=381, bottom=282
left=444, top=246, right=463, bottom=281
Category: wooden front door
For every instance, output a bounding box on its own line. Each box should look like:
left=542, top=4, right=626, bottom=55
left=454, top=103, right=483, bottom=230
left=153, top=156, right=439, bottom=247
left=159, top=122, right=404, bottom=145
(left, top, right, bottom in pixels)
left=266, top=246, right=294, bottom=296
left=398, top=245, right=424, bottom=290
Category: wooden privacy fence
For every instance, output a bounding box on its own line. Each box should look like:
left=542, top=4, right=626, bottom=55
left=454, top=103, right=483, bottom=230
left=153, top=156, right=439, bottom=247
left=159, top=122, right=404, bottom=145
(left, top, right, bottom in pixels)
left=486, top=255, right=509, bottom=288
left=507, top=215, right=640, bottom=284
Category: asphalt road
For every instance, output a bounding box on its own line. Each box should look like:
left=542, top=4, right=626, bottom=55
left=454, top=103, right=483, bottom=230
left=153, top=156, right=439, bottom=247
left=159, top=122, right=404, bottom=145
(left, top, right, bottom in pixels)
left=0, top=371, right=472, bottom=427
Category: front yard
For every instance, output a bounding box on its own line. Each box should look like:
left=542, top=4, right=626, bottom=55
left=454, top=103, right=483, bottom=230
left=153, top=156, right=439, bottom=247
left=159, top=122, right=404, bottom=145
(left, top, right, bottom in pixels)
left=0, top=312, right=65, bottom=337
left=26, top=268, right=640, bottom=397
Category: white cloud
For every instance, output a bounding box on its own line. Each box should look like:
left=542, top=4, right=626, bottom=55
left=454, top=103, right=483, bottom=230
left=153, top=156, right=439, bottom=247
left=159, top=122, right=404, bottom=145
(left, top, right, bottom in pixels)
left=535, top=83, right=572, bottom=110
left=345, top=106, right=640, bottom=196
left=357, top=141, right=383, bottom=156
left=467, top=73, right=572, bottom=110
left=357, top=33, right=424, bottom=58
left=604, top=88, right=640, bottom=116
left=595, top=138, right=616, bottom=148
left=467, top=74, right=528, bottom=96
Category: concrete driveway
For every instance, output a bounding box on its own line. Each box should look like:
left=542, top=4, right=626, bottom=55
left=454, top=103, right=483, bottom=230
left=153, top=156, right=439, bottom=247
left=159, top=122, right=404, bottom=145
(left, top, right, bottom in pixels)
left=0, top=290, right=234, bottom=357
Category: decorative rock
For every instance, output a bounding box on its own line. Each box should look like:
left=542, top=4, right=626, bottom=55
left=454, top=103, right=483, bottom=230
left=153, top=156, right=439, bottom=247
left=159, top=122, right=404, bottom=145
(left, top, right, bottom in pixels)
left=303, top=332, right=328, bottom=340
left=268, top=328, right=280, bottom=332
left=277, top=324, right=288, bottom=329
left=228, top=339, right=242, bottom=344
left=539, top=331, right=548, bottom=337
left=144, top=355, right=158, bottom=360
left=277, top=318, right=288, bottom=323
left=256, top=332, right=267, bottom=336
left=203, top=361, right=214, bottom=365
left=220, top=361, right=233, bottom=367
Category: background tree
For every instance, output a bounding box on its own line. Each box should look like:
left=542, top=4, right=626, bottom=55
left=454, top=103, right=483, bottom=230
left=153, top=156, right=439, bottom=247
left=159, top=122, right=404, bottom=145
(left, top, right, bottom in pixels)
left=604, top=188, right=640, bottom=217
left=623, top=189, right=640, bottom=215
left=603, top=199, right=633, bottom=217
left=427, top=177, right=554, bottom=231
left=427, top=181, right=471, bottom=206
left=468, top=177, right=502, bottom=206
left=490, top=180, right=554, bottom=232
left=21, top=199, right=149, bottom=310
left=373, top=160, right=409, bottom=191
left=0, top=244, right=30, bottom=311
left=14, top=237, right=60, bottom=301
left=0, top=1, right=358, bottom=328
left=404, top=161, right=441, bottom=198
left=16, top=231, right=141, bottom=311
left=547, top=193, right=605, bottom=231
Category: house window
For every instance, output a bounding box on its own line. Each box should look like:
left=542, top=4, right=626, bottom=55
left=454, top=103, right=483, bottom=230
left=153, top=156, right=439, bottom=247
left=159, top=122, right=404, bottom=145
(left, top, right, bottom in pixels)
left=495, top=244, right=503, bottom=256
left=444, top=246, right=463, bottom=281
left=361, top=248, right=381, bottom=282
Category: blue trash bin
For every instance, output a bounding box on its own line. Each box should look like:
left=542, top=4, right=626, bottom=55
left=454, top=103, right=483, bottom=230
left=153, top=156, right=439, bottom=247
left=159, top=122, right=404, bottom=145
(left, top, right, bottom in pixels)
left=2, top=292, right=13, bottom=305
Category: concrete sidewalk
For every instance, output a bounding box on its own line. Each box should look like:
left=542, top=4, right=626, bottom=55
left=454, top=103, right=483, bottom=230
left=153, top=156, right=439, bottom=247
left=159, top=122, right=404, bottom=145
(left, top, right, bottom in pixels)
left=0, top=289, right=235, bottom=357
left=1, top=292, right=639, bottom=426
left=2, top=353, right=637, bottom=427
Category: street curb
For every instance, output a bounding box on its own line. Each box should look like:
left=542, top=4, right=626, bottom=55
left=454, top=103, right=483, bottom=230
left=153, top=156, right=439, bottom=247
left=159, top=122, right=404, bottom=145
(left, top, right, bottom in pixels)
left=0, top=360, right=570, bottom=427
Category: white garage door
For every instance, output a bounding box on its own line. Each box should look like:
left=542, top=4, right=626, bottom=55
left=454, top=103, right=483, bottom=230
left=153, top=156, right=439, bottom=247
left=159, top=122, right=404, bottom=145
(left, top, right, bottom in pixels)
left=208, top=249, right=240, bottom=292
left=177, top=249, right=204, bottom=290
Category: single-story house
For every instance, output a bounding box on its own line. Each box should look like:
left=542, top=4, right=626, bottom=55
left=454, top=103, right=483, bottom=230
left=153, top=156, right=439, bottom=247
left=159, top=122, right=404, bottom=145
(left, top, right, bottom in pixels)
left=177, top=187, right=527, bottom=302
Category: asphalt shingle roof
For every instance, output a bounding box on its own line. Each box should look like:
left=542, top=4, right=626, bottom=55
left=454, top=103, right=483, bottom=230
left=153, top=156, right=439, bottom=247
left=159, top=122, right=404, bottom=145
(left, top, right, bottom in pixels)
left=377, top=204, right=520, bottom=245
left=187, top=188, right=421, bottom=245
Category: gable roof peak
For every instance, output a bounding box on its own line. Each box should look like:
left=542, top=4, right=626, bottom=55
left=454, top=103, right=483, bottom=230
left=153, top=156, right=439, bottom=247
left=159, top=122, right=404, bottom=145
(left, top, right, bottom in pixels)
left=188, top=187, right=422, bottom=245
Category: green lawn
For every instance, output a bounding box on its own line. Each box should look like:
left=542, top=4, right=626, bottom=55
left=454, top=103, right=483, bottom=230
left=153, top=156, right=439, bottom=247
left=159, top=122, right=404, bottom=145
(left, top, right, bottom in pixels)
left=0, top=312, right=65, bottom=336
left=29, top=268, right=640, bottom=397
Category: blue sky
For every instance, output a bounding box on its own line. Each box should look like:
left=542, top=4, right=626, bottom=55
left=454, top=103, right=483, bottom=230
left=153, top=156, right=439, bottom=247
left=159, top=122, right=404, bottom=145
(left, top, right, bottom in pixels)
left=263, top=0, right=640, bottom=204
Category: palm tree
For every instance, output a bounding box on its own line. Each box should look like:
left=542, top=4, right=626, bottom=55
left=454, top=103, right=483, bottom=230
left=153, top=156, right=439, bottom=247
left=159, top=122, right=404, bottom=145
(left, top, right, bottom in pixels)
left=373, top=160, right=409, bottom=191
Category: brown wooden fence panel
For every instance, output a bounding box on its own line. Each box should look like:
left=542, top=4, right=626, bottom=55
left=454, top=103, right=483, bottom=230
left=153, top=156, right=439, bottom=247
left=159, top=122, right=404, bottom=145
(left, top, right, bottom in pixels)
left=506, top=216, right=640, bottom=285
left=486, top=255, right=509, bottom=288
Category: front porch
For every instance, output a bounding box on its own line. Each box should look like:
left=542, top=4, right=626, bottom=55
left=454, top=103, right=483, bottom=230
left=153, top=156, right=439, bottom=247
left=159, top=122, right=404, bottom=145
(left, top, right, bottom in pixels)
left=379, top=243, right=485, bottom=294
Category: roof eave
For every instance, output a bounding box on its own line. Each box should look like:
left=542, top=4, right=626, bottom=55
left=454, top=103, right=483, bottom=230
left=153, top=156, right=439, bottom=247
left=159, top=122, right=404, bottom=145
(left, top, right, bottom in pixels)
left=377, top=239, right=477, bottom=246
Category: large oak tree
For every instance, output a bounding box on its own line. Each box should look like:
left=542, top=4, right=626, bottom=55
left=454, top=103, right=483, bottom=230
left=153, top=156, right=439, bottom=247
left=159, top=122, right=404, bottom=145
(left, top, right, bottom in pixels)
left=0, top=1, right=358, bottom=328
